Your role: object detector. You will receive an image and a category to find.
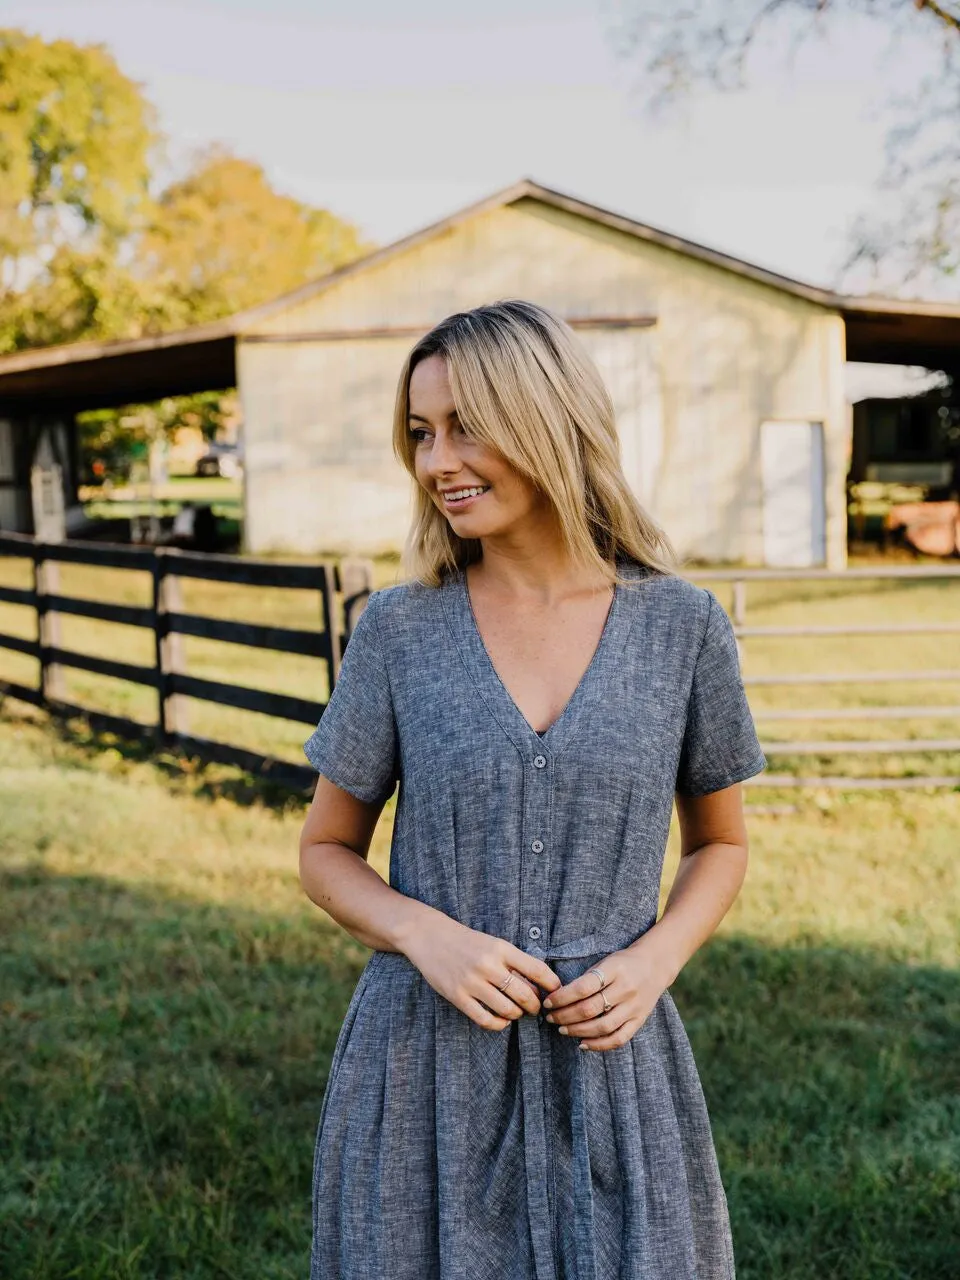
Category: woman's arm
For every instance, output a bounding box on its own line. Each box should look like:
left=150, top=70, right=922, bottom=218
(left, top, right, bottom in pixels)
left=299, top=777, right=561, bottom=1024
left=646, top=781, right=749, bottom=986
left=299, top=775, right=427, bottom=953
left=542, top=782, right=749, bottom=1049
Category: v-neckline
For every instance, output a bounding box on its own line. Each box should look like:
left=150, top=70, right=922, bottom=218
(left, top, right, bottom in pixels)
left=443, top=562, right=638, bottom=760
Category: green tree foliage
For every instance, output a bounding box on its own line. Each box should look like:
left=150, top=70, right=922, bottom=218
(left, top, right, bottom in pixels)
left=78, top=391, right=238, bottom=482
left=0, top=29, right=370, bottom=479
left=609, top=0, right=960, bottom=293
left=0, top=30, right=367, bottom=350
left=141, top=149, right=367, bottom=327
left=0, top=29, right=157, bottom=351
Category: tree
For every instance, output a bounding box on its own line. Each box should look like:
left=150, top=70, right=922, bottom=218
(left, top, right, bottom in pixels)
left=608, top=0, right=960, bottom=293
left=138, top=149, right=368, bottom=328
left=0, top=30, right=371, bottom=481
left=0, top=31, right=369, bottom=350
left=0, top=29, right=157, bottom=351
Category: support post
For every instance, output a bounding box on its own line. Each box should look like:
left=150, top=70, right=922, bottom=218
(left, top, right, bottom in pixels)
left=732, top=578, right=747, bottom=666
left=153, top=552, right=188, bottom=742
left=319, top=562, right=342, bottom=690
left=732, top=579, right=747, bottom=630
left=339, top=556, right=374, bottom=643
left=34, top=547, right=64, bottom=702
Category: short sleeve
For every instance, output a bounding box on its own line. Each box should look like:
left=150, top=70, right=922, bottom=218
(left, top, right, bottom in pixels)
left=675, top=591, right=766, bottom=797
left=303, top=591, right=398, bottom=804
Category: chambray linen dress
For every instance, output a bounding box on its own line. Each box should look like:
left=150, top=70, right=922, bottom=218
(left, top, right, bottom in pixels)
left=303, top=560, right=766, bottom=1280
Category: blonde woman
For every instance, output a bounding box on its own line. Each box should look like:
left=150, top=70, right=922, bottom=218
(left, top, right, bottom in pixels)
left=299, top=300, right=765, bottom=1279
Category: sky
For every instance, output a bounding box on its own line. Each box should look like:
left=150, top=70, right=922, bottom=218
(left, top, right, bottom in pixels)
left=0, top=0, right=943, bottom=293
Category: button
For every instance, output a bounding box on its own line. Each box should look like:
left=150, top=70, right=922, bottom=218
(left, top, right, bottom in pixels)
left=528, top=926, right=542, bottom=940
left=531, top=839, right=545, bottom=854
left=533, top=755, right=547, bottom=769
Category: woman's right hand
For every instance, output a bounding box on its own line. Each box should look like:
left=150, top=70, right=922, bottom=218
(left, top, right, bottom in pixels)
left=402, top=913, right=561, bottom=1031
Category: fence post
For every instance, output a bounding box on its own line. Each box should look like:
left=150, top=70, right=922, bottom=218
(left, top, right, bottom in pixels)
left=153, top=551, right=188, bottom=742
left=732, top=578, right=747, bottom=630
left=731, top=577, right=747, bottom=665
left=319, top=562, right=342, bottom=691
left=339, top=557, right=374, bottom=643
left=34, top=544, right=64, bottom=703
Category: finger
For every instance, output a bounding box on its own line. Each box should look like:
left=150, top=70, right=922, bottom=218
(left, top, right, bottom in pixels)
left=559, top=1009, right=625, bottom=1039
left=463, top=997, right=511, bottom=1032
left=498, top=973, right=542, bottom=1016
left=542, top=964, right=611, bottom=1010
left=481, top=984, right=528, bottom=1021
left=545, top=990, right=608, bottom=1026
left=578, top=1020, right=642, bottom=1052
left=508, top=949, right=561, bottom=994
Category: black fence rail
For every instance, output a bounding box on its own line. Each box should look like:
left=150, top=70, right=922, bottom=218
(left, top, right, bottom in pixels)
left=0, top=532, right=372, bottom=790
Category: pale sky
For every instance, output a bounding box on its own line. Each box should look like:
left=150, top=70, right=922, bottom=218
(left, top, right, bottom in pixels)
left=0, top=0, right=942, bottom=293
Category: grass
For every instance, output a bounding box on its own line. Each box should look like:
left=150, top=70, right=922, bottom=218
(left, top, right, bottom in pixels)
left=80, top=477, right=244, bottom=521
left=0, top=706, right=957, bottom=1278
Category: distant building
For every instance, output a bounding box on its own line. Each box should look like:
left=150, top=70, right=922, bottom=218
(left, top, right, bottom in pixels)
left=3, top=180, right=960, bottom=566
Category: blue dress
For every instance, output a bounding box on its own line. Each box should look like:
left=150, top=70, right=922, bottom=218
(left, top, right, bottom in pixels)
left=303, top=561, right=766, bottom=1279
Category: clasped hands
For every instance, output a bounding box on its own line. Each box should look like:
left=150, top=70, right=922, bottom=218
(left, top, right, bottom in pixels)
left=404, top=916, right=675, bottom=1053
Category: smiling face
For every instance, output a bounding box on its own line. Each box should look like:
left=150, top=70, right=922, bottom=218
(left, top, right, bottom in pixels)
left=408, top=354, right=551, bottom=543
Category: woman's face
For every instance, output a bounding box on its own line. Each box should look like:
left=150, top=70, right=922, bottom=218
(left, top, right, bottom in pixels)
left=408, top=354, right=549, bottom=541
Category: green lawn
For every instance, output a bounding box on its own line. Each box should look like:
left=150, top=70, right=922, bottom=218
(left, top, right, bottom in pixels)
left=0, top=706, right=957, bottom=1278
left=80, top=476, right=244, bottom=519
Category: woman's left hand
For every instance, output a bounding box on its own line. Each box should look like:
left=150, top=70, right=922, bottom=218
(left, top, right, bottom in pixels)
left=541, top=932, right=677, bottom=1051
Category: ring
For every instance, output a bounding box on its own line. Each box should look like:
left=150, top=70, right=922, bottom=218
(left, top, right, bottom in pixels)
left=602, top=997, right=613, bottom=1014
left=499, top=972, right=516, bottom=994
left=587, top=967, right=607, bottom=992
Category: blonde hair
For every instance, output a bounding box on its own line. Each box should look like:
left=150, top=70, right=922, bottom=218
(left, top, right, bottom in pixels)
left=392, top=299, right=675, bottom=587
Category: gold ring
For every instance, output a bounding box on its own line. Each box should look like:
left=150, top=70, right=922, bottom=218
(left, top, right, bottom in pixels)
left=602, top=997, right=613, bottom=1014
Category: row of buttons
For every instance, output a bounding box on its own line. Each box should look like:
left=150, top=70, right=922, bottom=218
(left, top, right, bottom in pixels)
left=529, top=755, right=548, bottom=939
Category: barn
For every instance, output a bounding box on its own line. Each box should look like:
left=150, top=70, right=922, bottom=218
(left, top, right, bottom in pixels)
left=3, top=179, right=960, bottom=566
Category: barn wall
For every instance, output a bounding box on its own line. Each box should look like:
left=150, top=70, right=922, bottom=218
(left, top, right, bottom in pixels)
left=239, top=200, right=847, bottom=565
left=239, top=338, right=413, bottom=554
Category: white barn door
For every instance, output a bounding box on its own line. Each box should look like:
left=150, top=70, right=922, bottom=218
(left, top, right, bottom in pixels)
left=760, top=419, right=826, bottom=567
left=581, top=328, right=663, bottom=509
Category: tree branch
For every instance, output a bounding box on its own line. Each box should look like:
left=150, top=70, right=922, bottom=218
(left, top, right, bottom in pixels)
left=915, top=0, right=960, bottom=36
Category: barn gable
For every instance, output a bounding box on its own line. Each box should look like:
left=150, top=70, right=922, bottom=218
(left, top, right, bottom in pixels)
left=237, top=187, right=833, bottom=340
left=235, top=187, right=848, bottom=565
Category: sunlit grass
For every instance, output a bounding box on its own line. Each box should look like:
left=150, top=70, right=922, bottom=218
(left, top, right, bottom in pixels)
left=0, top=706, right=957, bottom=1278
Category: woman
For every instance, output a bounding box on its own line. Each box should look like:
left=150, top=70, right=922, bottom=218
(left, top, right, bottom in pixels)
left=299, top=300, right=766, bottom=1280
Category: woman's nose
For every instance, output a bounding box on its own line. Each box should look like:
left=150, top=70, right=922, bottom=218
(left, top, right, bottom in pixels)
left=426, top=431, right=461, bottom=477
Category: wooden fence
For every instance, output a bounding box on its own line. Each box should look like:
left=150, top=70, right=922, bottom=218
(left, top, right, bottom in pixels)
left=2, top=540, right=959, bottom=791
left=700, top=565, right=960, bottom=789
left=0, top=532, right=372, bottom=791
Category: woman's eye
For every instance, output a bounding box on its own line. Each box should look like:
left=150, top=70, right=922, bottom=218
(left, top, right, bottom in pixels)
left=410, top=427, right=430, bottom=442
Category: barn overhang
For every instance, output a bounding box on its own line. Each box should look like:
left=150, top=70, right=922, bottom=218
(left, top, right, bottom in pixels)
left=842, top=299, right=960, bottom=371
left=0, top=324, right=237, bottom=414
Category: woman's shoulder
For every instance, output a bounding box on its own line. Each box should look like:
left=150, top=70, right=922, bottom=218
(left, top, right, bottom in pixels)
left=619, top=564, right=723, bottom=655
left=366, top=576, right=447, bottom=635
left=620, top=561, right=713, bottom=613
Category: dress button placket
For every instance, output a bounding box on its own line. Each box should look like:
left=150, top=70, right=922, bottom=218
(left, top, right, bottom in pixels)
left=527, top=754, right=548, bottom=950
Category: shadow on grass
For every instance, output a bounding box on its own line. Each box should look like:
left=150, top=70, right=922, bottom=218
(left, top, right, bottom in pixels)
left=4, top=703, right=313, bottom=814
left=1, top=868, right=957, bottom=1280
